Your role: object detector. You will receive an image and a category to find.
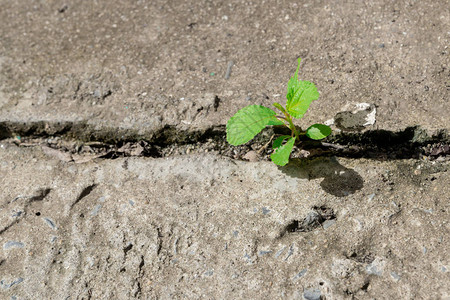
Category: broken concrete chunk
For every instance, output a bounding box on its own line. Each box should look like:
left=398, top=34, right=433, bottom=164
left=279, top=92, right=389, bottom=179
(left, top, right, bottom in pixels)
left=334, top=103, right=377, bottom=131
left=243, top=150, right=260, bottom=162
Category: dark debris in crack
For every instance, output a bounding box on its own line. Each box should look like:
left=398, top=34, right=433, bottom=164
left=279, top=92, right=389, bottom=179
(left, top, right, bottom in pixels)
left=0, top=121, right=448, bottom=162
left=283, top=206, right=336, bottom=234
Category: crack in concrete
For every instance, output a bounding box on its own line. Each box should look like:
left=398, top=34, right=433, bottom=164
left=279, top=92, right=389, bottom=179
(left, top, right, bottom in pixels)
left=0, top=121, right=448, bottom=161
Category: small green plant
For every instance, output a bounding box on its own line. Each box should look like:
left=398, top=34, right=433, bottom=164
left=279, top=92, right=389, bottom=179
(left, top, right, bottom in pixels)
left=226, top=58, right=332, bottom=166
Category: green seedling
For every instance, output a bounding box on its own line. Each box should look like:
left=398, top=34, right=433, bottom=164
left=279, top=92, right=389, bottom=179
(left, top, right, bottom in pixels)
left=226, top=58, right=332, bottom=166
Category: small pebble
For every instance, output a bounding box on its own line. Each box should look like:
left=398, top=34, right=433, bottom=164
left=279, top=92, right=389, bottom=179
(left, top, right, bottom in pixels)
left=11, top=211, right=23, bottom=218
left=391, top=271, right=401, bottom=281
left=293, top=269, right=307, bottom=281
left=303, top=288, right=321, bottom=300
left=366, top=259, right=384, bottom=276
left=285, top=244, right=294, bottom=261
left=258, top=250, right=272, bottom=256
left=244, top=253, right=254, bottom=264
left=43, top=218, right=57, bottom=230
left=324, top=118, right=334, bottom=126
left=322, top=219, right=336, bottom=230
left=275, top=246, right=286, bottom=258
left=90, top=204, right=102, bottom=216
left=3, top=241, right=24, bottom=250
left=225, top=61, right=234, bottom=79
left=0, top=278, right=24, bottom=289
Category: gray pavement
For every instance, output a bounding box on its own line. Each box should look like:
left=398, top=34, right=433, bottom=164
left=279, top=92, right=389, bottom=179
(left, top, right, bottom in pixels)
left=1, top=145, right=449, bottom=299
left=0, top=0, right=449, bottom=299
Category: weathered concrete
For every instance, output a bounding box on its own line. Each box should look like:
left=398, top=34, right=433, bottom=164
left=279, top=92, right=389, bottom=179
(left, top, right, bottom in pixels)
left=0, top=0, right=448, bottom=133
left=1, top=145, right=449, bottom=299
left=0, top=0, right=449, bottom=299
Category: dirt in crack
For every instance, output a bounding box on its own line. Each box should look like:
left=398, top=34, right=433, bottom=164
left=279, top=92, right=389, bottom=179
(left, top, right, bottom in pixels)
left=0, top=121, right=449, bottom=162
left=282, top=206, right=336, bottom=235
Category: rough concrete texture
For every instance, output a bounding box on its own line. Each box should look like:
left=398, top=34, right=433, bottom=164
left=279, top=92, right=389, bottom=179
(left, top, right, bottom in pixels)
left=1, top=145, right=449, bottom=299
left=0, top=0, right=448, bottom=133
left=0, top=0, right=449, bottom=299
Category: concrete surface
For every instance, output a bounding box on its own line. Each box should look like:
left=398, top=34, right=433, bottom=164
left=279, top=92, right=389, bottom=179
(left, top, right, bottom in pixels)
left=1, top=145, right=449, bottom=299
left=0, top=0, right=449, bottom=299
left=0, top=0, right=448, bottom=133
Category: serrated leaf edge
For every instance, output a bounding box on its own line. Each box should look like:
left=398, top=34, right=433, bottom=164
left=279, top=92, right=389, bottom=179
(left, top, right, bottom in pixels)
left=226, top=105, right=284, bottom=145
left=286, top=81, right=319, bottom=119
left=270, top=136, right=295, bottom=166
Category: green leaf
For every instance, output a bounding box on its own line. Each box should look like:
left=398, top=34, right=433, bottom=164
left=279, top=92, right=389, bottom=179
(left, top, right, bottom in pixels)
left=270, top=137, right=295, bottom=166
left=306, top=124, right=332, bottom=140
left=272, top=102, right=287, bottom=115
left=286, top=58, right=301, bottom=102
left=286, top=59, right=320, bottom=119
left=272, top=135, right=291, bottom=149
left=226, top=105, right=284, bottom=146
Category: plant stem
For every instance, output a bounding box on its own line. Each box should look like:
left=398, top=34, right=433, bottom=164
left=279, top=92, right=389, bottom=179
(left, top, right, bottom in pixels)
left=275, top=105, right=299, bottom=140
left=275, top=116, right=291, bottom=129
left=285, top=115, right=299, bottom=140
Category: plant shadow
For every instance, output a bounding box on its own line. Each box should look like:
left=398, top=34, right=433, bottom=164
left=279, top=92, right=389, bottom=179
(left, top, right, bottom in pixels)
left=279, top=157, right=363, bottom=197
